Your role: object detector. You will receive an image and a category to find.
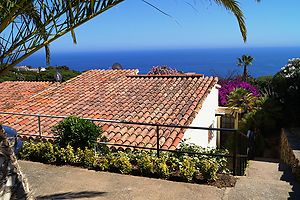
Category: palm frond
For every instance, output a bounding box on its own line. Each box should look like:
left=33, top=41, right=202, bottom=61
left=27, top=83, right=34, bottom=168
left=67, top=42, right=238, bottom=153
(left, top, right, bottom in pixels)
left=0, top=0, right=125, bottom=74
left=142, top=0, right=180, bottom=25
left=213, top=0, right=246, bottom=42
left=0, top=0, right=259, bottom=74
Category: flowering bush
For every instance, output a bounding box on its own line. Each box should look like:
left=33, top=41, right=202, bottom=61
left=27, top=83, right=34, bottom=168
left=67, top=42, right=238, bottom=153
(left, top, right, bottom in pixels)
left=273, top=58, right=300, bottom=101
left=148, top=66, right=181, bottom=75
left=279, top=58, right=300, bottom=78
left=219, top=78, right=260, bottom=106
left=272, top=58, right=300, bottom=125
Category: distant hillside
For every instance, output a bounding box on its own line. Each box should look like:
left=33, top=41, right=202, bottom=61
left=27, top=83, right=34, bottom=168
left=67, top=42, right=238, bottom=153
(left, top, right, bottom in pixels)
left=0, top=66, right=80, bottom=82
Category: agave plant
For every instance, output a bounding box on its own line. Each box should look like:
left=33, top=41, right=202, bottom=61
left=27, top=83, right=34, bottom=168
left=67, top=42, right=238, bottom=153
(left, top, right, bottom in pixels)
left=0, top=0, right=258, bottom=75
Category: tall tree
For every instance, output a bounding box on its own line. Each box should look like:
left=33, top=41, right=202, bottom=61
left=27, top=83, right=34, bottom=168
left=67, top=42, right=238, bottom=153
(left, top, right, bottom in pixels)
left=237, top=54, right=254, bottom=81
left=0, top=0, right=255, bottom=75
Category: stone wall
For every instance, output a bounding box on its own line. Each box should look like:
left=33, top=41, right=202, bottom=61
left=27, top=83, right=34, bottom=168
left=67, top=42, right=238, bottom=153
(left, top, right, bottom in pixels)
left=280, top=128, right=300, bottom=181
left=0, top=128, right=34, bottom=200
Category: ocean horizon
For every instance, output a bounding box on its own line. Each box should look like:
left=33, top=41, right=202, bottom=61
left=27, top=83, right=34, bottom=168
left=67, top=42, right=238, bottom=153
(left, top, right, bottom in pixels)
left=19, top=47, right=300, bottom=78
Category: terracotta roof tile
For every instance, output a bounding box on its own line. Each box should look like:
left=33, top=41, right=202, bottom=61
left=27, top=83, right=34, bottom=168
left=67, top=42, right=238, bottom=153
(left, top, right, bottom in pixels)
left=0, top=69, right=218, bottom=149
left=0, top=81, right=52, bottom=110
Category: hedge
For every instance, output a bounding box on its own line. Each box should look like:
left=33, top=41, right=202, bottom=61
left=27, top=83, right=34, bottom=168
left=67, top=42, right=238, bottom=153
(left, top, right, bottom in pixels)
left=19, top=140, right=229, bottom=183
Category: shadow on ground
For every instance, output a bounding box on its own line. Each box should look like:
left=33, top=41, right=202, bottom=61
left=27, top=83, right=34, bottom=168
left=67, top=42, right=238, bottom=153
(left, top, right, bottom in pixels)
left=37, top=191, right=107, bottom=199
left=253, top=157, right=300, bottom=200
left=254, top=157, right=279, bottom=163
left=278, top=162, right=300, bottom=200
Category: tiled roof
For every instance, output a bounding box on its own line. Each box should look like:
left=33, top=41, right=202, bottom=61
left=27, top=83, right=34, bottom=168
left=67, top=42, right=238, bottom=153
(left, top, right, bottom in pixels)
left=0, top=69, right=218, bottom=150
left=0, top=81, right=52, bottom=110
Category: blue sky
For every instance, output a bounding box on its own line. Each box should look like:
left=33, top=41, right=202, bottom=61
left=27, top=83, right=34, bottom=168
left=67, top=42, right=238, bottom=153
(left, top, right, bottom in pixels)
left=51, top=0, right=300, bottom=52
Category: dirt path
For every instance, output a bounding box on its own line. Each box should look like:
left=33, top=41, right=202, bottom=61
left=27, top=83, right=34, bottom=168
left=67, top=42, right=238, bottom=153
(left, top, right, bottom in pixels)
left=19, top=159, right=300, bottom=200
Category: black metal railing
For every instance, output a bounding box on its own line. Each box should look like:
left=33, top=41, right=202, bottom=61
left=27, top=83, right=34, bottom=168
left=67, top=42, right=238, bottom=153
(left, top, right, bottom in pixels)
left=0, top=111, right=248, bottom=175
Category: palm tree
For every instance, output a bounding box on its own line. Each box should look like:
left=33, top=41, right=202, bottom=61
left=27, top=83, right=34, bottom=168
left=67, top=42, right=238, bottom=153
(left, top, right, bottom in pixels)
left=0, top=0, right=257, bottom=75
left=227, top=88, right=257, bottom=113
left=237, top=54, right=254, bottom=81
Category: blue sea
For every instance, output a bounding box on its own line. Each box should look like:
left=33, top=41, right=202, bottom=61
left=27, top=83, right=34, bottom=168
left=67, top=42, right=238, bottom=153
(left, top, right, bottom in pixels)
left=19, top=47, right=300, bottom=77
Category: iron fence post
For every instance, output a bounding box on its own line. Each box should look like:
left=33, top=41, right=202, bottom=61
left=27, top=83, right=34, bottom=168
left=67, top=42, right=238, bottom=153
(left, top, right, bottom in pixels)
left=38, top=114, right=42, bottom=138
left=156, top=125, right=160, bottom=157
left=239, top=132, right=243, bottom=175
left=233, top=130, right=237, bottom=176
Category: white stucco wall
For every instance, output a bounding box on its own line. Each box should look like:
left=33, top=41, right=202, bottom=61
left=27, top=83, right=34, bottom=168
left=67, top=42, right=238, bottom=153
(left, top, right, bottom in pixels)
left=181, top=85, right=219, bottom=148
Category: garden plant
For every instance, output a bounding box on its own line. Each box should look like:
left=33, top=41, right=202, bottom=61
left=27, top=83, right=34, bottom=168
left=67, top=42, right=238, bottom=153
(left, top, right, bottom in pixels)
left=19, top=140, right=230, bottom=184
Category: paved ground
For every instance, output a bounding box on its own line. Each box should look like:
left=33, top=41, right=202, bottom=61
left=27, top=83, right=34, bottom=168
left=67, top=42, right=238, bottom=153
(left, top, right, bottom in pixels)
left=19, top=161, right=225, bottom=200
left=226, top=159, right=300, bottom=200
left=19, top=159, right=300, bottom=200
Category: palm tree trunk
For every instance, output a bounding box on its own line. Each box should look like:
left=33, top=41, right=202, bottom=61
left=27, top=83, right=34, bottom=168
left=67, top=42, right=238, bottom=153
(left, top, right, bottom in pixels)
left=243, top=65, right=248, bottom=81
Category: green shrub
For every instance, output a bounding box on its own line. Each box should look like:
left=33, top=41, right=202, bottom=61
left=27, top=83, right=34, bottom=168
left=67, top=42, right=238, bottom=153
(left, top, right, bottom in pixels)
left=127, top=150, right=139, bottom=165
left=93, top=156, right=109, bottom=171
left=227, top=88, right=257, bottom=113
left=19, top=140, right=37, bottom=161
left=179, top=141, right=204, bottom=153
left=248, top=76, right=273, bottom=92
left=178, top=141, right=229, bottom=174
left=203, top=149, right=229, bottom=174
left=52, top=116, right=103, bottom=149
left=55, top=145, right=76, bottom=165
left=0, top=66, right=80, bottom=82
left=179, top=156, right=197, bottom=182
left=154, top=156, right=170, bottom=178
left=38, top=141, right=56, bottom=163
left=96, top=143, right=111, bottom=155
left=110, top=152, right=132, bottom=174
left=76, top=148, right=95, bottom=168
left=196, top=158, right=219, bottom=181
left=19, top=140, right=56, bottom=163
left=164, top=154, right=180, bottom=174
left=136, top=151, right=155, bottom=176
left=215, top=156, right=230, bottom=174
left=20, top=141, right=230, bottom=183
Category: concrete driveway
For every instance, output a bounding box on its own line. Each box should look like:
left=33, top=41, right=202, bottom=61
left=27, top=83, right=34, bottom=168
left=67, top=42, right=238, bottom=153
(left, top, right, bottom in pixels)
left=19, top=161, right=225, bottom=200
left=19, top=159, right=300, bottom=200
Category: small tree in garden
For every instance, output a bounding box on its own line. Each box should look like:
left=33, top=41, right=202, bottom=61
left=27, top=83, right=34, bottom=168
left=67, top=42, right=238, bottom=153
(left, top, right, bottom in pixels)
left=52, top=116, right=104, bottom=149
left=227, top=88, right=258, bottom=113
left=237, top=55, right=254, bottom=81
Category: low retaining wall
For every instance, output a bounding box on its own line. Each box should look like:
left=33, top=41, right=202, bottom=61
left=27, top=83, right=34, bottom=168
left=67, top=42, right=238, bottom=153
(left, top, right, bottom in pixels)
left=0, top=128, right=34, bottom=199
left=280, top=128, right=300, bottom=181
